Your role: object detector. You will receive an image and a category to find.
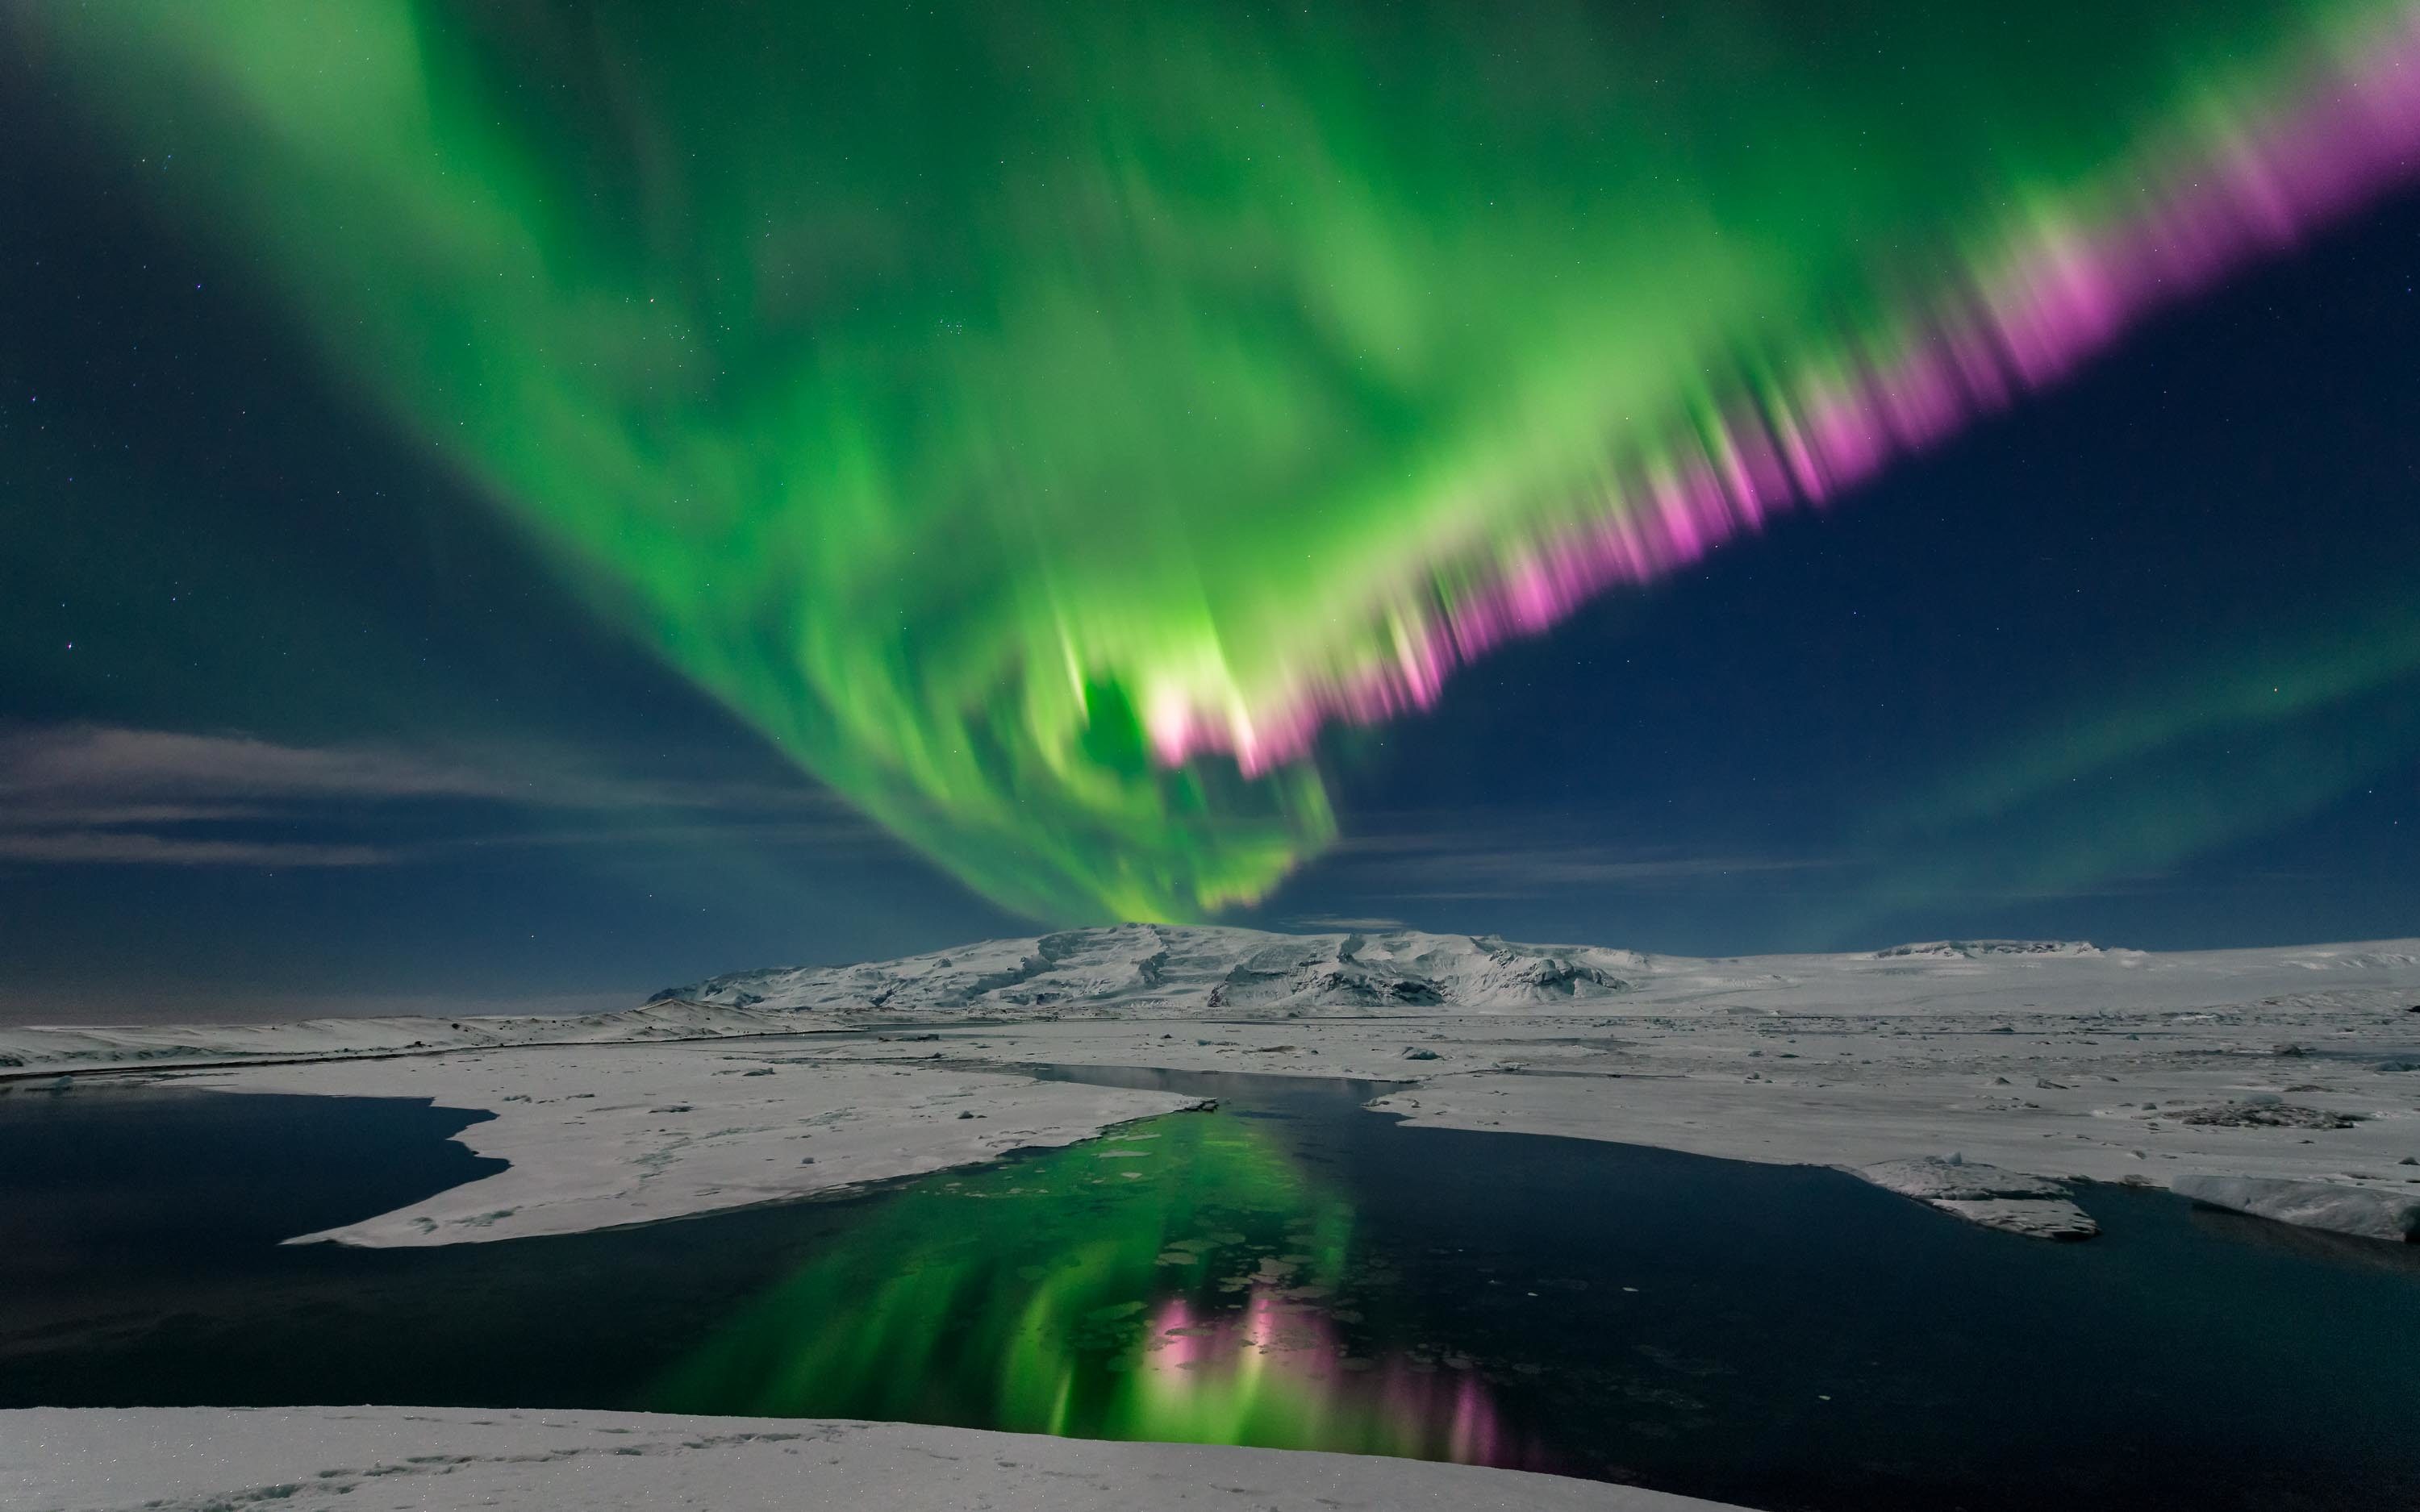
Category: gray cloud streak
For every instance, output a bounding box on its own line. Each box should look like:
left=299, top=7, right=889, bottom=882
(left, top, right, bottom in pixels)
left=0, top=724, right=878, bottom=867
left=1318, top=823, right=1832, bottom=902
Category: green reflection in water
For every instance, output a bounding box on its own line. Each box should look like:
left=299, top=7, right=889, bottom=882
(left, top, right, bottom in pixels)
left=653, top=1110, right=1512, bottom=1464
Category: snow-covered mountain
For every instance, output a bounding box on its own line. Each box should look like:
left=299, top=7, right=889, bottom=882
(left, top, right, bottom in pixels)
left=649, top=923, right=2420, bottom=1021
left=14, top=927, right=2413, bottom=1081
left=1868, top=939, right=2105, bottom=960
left=653, top=923, right=1652, bottom=1017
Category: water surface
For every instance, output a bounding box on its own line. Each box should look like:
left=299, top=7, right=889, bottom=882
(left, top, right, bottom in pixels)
left=2, top=1068, right=2414, bottom=1512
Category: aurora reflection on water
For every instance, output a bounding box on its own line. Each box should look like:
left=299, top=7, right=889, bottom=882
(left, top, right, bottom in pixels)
left=649, top=1101, right=1529, bottom=1467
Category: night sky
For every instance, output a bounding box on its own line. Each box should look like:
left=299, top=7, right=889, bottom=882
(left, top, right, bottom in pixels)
left=4, top=2, right=2417, bottom=1023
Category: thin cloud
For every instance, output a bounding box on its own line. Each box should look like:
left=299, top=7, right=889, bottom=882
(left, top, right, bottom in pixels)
left=1320, top=823, right=1832, bottom=902
left=0, top=831, right=390, bottom=867
left=0, top=723, right=878, bottom=868
left=1, top=725, right=523, bottom=804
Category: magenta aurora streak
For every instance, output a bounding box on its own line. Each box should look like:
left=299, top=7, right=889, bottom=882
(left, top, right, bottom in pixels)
left=1145, top=5, right=2420, bottom=778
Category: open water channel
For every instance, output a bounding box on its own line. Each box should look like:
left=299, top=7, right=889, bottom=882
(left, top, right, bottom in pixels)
left=3, top=1065, right=2415, bottom=1511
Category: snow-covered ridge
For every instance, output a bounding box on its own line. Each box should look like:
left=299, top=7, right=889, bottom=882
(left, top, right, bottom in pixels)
left=6, top=924, right=2417, bottom=1081
left=1869, top=939, right=2105, bottom=960
left=656, top=923, right=1653, bottom=1018
left=658, top=923, right=2420, bottom=1022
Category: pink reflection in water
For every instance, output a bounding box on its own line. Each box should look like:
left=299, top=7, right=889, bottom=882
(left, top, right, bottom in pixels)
left=1138, top=1287, right=1537, bottom=1469
left=1150, top=5, right=2420, bottom=776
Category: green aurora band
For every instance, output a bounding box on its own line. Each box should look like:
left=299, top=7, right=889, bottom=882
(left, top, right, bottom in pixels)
left=1841, top=591, right=2420, bottom=931
left=28, top=1, right=2420, bottom=920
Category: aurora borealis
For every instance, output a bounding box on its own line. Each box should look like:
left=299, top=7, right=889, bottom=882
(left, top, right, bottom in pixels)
left=13, top=10, right=2420, bottom=1500
left=6, top=1, right=2419, bottom=977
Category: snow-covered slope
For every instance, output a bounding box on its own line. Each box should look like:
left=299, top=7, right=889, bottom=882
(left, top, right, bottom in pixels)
left=9, top=925, right=2415, bottom=1079
left=0, top=998, right=789, bottom=1077
left=656, top=923, right=1651, bottom=1017
left=657, top=923, right=2420, bottom=1021
left=0, top=1406, right=1738, bottom=1512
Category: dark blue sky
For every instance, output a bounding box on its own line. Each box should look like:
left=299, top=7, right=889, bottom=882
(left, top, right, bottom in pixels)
left=1280, top=188, right=2420, bottom=952
left=3, top=41, right=2416, bottom=1023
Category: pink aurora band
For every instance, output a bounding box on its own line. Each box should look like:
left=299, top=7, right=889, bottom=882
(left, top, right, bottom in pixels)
left=1147, top=5, right=2420, bottom=779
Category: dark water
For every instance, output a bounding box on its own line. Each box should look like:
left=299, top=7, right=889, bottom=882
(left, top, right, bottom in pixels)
left=2, top=1069, right=2415, bottom=1512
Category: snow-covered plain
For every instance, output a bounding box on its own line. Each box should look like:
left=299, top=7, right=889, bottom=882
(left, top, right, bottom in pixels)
left=192, top=1052, right=1204, bottom=1246
left=0, top=1406, right=1742, bottom=1512
left=6, top=924, right=2417, bottom=1248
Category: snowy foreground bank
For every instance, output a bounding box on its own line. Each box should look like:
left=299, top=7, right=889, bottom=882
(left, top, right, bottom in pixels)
left=0, top=1407, right=1739, bottom=1512
left=4, top=925, right=2416, bottom=1244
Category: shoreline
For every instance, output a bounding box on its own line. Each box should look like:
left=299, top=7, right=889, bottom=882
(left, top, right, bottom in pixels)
left=4, top=929, right=2414, bottom=1248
